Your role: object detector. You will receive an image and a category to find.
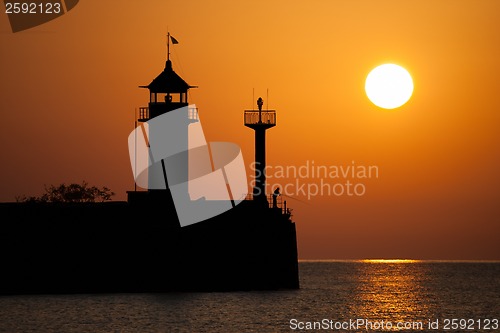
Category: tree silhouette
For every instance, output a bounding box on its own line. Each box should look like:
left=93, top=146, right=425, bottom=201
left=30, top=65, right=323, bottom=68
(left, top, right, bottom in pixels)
left=16, top=181, right=115, bottom=203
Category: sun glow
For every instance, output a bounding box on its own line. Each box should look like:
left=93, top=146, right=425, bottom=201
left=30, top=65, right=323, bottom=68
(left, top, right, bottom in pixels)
left=365, top=64, right=414, bottom=109
left=362, top=259, right=420, bottom=264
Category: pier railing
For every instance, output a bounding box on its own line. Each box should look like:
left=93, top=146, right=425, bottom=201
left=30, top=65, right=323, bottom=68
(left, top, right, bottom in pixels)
left=244, top=193, right=291, bottom=216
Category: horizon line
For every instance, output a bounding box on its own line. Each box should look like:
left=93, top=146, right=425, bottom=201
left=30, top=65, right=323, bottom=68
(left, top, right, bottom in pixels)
left=298, top=259, right=500, bottom=263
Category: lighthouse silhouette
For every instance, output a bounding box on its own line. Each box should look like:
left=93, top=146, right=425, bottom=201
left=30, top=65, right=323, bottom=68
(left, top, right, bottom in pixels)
left=136, top=32, right=197, bottom=203
left=127, top=33, right=248, bottom=227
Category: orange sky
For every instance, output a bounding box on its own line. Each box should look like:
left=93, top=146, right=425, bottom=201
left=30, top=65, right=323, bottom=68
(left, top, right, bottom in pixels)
left=1, top=0, right=499, bottom=260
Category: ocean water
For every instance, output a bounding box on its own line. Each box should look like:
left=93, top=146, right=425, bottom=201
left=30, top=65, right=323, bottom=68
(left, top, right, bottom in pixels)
left=0, top=261, right=498, bottom=333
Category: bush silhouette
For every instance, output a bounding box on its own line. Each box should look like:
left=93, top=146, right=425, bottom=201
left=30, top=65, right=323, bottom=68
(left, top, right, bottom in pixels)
left=16, top=181, right=115, bottom=203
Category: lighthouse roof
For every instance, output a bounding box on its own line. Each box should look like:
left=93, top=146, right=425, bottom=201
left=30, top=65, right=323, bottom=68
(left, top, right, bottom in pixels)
left=139, top=60, right=196, bottom=93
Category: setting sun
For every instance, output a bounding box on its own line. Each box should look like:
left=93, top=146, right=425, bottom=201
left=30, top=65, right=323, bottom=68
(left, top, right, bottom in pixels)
left=365, top=64, right=414, bottom=109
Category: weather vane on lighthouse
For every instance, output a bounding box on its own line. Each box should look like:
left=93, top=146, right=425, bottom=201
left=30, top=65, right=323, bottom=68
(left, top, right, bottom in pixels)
left=166, top=32, right=179, bottom=61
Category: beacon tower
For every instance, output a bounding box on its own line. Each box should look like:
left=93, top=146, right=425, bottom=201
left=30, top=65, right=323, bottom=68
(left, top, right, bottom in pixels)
left=244, top=97, right=276, bottom=205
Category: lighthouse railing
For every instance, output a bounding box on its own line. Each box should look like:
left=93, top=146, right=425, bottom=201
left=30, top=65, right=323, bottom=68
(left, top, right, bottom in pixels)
left=244, top=110, right=276, bottom=126
left=138, top=106, right=199, bottom=122
left=138, top=107, right=149, bottom=121
left=188, top=106, right=199, bottom=121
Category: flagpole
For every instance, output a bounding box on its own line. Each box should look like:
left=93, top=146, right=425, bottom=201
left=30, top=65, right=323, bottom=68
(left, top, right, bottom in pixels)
left=167, top=32, right=170, bottom=61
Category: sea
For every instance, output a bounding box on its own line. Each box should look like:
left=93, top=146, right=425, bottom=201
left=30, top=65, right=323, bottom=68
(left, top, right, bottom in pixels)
left=0, top=260, right=498, bottom=333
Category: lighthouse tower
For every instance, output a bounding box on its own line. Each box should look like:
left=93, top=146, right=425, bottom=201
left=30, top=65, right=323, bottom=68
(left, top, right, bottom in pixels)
left=128, top=34, right=197, bottom=210
left=244, top=97, right=276, bottom=205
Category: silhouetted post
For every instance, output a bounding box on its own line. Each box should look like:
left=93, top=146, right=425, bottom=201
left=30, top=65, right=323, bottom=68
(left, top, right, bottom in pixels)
left=244, top=97, right=276, bottom=205
left=272, top=187, right=280, bottom=209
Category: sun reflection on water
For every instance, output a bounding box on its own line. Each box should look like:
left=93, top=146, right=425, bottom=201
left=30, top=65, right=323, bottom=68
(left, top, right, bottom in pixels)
left=351, top=259, right=432, bottom=328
